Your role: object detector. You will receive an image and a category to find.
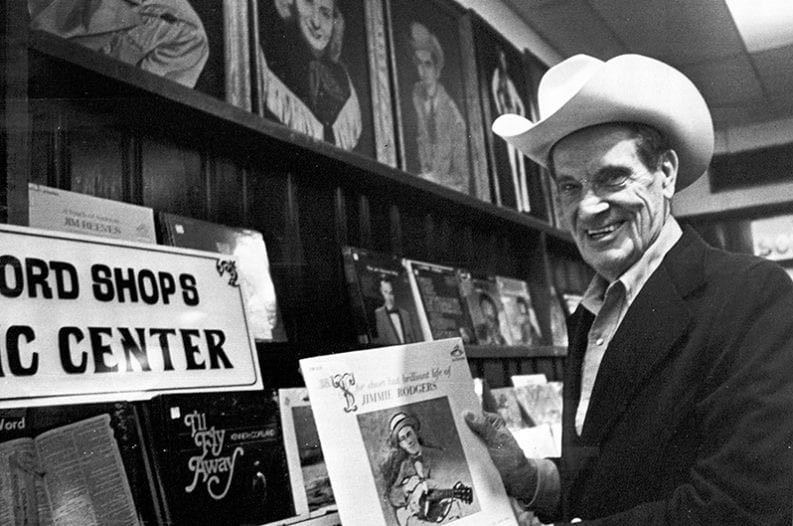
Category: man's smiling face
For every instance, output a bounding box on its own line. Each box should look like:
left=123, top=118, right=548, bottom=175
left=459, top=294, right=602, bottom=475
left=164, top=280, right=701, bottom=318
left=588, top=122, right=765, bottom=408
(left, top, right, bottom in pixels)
left=551, top=124, right=677, bottom=282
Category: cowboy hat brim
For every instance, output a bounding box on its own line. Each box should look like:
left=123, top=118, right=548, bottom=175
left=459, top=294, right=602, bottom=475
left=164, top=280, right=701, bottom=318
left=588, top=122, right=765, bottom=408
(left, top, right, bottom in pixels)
left=492, top=54, right=714, bottom=190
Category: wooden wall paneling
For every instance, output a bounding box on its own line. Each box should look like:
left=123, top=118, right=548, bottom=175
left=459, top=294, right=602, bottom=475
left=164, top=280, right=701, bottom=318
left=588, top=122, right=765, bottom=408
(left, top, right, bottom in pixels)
left=292, top=176, right=354, bottom=351
left=469, top=227, right=500, bottom=275
left=247, top=170, right=303, bottom=345
left=140, top=136, right=205, bottom=217
left=482, top=359, right=508, bottom=389
left=398, top=203, right=429, bottom=259
left=66, top=101, right=127, bottom=200
left=358, top=194, right=373, bottom=249
left=366, top=193, right=394, bottom=254
left=389, top=204, right=403, bottom=255
left=28, top=99, right=59, bottom=187
left=505, top=359, right=522, bottom=384
left=209, top=155, right=246, bottom=226
left=436, top=217, right=454, bottom=265
left=334, top=186, right=350, bottom=249
left=424, top=213, right=437, bottom=261
left=2, top=0, right=29, bottom=225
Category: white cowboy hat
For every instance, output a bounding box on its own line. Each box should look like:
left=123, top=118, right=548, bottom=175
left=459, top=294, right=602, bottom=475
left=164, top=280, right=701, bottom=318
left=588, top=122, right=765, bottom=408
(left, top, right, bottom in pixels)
left=491, top=54, right=714, bottom=190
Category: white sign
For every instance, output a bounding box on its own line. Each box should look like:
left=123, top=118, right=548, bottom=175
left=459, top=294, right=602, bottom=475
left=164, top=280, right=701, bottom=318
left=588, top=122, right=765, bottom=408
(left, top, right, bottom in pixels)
left=751, top=215, right=793, bottom=261
left=0, top=224, right=261, bottom=408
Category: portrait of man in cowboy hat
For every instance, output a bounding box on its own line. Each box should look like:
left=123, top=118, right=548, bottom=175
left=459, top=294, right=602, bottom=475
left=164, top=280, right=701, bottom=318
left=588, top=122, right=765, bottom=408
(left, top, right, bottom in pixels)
left=389, top=1, right=473, bottom=196
left=466, top=53, right=793, bottom=524
left=358, top=400, right=478, bottom=526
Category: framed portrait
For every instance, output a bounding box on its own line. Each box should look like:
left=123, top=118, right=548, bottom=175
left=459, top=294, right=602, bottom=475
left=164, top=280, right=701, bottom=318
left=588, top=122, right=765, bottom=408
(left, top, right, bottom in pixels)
left=28, top=0, right=251, bottom=107
left=250, top=0, right=395, bottom=165
left=386, top=0, right=489, bottom=200
left=472, top=14, right=548, bottom=219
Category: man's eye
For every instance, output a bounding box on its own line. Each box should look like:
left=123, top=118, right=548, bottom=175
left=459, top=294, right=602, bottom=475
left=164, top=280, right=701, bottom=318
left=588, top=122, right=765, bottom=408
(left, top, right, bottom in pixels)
left=602, top=174, right=629, bottom=188
left=557, top=183, right=580, bottom=194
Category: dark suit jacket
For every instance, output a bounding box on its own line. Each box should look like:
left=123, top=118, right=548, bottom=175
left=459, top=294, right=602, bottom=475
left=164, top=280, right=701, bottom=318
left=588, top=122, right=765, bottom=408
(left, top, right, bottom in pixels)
left=375, top=306, right=418, bottom=344
left=545, top=227, right=793, bottom=525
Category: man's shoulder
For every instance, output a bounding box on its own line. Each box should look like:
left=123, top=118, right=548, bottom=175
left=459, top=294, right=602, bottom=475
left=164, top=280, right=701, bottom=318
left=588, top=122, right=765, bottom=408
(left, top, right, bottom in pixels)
left=670, top=228, right=792, bottom=293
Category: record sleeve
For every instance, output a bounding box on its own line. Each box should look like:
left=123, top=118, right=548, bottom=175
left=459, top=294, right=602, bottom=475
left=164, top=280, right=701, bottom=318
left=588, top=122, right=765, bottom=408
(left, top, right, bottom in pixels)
left=458, top=271, right=509, bottom=345
left=0, top=402, right=160, bottom=525
left=341, top=246, right=424, bottom=345
left=404, top=260, right=476, bottom=343
left=279, top=388, right=337, bottom=519
left=157, top=212, right=284, bottom=342
left=144, top=390, right=294, bottom=525
left=300, top=339, right=517, bottom=526
left=495, top=276, right=542, bottom=346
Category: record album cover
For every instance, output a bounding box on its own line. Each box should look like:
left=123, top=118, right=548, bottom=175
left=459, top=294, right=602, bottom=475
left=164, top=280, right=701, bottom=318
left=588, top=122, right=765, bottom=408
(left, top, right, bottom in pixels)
left=300, top=339, right=517, bottom=526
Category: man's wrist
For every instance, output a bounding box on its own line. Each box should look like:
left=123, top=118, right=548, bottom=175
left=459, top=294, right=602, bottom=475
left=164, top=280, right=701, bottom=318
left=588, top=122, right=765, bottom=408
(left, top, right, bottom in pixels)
left=514, top=458, right=542, bottom=508
left=502, top=457, right=540, bottom=505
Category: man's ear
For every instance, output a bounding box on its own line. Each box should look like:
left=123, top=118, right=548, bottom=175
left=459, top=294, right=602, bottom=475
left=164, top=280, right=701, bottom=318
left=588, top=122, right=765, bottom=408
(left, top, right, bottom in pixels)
left=659, top=149, right=679, bottom=199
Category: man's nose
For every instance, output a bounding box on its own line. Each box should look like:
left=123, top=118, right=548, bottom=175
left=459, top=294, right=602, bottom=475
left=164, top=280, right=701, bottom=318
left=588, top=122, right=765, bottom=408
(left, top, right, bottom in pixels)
left=577, top=190, right=609, bottom=217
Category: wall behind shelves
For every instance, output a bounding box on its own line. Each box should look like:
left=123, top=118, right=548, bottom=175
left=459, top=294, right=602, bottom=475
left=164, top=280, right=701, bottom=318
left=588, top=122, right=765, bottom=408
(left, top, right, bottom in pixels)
left=673, top=115, right=793, bottom=218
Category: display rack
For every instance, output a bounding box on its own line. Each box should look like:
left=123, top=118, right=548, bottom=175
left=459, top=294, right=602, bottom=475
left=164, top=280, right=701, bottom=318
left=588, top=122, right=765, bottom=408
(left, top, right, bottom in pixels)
left=3, top=14, right=590, bottom=390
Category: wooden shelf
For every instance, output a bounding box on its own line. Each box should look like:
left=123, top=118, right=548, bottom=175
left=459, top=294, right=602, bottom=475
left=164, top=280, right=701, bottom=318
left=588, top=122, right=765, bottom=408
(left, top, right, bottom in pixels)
left=27, top=30, right=574, bottom=242
left=465, top=344, right=566, bottom=359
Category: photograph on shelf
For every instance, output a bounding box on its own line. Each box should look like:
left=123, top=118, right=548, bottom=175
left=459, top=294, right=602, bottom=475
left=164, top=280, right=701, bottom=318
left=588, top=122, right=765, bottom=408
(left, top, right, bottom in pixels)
left=548, top=284, right=569, bottom=347
left=472, top=14, right=533, bottom=214
left=0, top=402, right=160, bottom=524
left=386, top=0, right=488, bottom=199
left=524, top=50, right=555, bottom=222
left=279, top=388, right=337, bottom=519
left=300, top=338, right=518, bottom=526
left=28, top=0, right=252, bottom=107
left=251, top=0, right=395, bottom=164
left=144, top=390, right=295, bottom=526
left=457, top=271, right=509, bottom=345
left=28, top=183, right=157, bottom=244
left=496, top=276, right=543, bottom=346
left=404, top=259, right=476, bottom=343
left=158, top=212, right=285, bottom=342
left=341, top=246, right=424, bottom=345
left=513, top=381, right=563, bottom=456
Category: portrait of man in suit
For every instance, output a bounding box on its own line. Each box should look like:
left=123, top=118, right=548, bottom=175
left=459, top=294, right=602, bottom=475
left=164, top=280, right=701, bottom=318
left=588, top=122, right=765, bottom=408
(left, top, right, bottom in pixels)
left=374, top=276, right=418, bottom=345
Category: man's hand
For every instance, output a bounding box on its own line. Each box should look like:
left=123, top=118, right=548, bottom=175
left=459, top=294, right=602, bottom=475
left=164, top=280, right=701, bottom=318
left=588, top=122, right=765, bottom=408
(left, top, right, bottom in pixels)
left=464, top=410, right=539, bottom=501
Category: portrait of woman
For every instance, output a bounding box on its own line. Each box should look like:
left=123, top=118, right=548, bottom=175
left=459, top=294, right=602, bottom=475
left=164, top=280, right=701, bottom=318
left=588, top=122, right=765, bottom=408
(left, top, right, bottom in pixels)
left=254, top=0, right=375, bottom=155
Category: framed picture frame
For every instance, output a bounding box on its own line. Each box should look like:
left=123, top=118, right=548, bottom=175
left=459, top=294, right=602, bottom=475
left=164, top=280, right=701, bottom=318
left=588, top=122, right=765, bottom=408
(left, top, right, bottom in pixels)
left=250, top=0, right=396, bottom=165
left=190, top=0, right=252, bottom=109
left=28, top=0, right=251, bottom=108
left=524, top=49, right=554, bottom=222
left=471, top=13, right=546, bottom=218
left=385, top=0, right=489, bottom=200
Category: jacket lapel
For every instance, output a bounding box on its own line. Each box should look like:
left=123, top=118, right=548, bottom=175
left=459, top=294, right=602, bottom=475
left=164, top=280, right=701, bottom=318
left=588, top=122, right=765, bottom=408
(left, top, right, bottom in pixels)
left=578, top=228, right=706, bottom=445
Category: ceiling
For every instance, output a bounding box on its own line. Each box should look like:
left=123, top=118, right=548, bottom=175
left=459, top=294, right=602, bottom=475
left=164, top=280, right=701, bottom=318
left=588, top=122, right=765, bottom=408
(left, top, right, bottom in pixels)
left=502, top=0, right=793, bottom=133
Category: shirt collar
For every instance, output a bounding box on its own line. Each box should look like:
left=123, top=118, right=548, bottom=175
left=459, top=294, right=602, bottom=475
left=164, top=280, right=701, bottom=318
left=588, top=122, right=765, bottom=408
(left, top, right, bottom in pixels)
left=581, top=217, right=682, bottom=315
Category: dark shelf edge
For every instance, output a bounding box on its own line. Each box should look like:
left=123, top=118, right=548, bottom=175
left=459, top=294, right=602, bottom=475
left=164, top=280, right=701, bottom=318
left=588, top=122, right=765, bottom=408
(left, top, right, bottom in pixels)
left=28, top=30, right=573, bottom=238
left=465, top=344, right=567, bottom=359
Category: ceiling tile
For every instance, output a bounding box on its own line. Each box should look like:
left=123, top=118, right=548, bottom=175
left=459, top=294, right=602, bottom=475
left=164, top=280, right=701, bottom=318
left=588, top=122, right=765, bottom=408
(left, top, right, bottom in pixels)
left=751, top=44, right=793, bottom=95
left=678, top=55, right=764, bottom=107
left=501, top=0, right=626, bottom=59
left=711, top=105, right=768, bottom=129
left=589, top=0, right=745, bottom=65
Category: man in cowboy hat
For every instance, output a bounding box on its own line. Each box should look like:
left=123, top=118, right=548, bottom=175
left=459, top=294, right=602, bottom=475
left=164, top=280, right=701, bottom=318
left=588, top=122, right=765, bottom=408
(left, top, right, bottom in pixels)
left=466, top=54, right=793, bottom=524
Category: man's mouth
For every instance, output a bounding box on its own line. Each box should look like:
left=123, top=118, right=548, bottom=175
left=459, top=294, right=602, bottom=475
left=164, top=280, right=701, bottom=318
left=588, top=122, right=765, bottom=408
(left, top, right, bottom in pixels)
left=585, top=222, right=622, bottom=240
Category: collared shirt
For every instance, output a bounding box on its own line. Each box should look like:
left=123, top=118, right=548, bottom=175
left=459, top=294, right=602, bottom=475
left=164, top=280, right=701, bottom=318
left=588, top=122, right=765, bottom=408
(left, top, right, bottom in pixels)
left=389, top=311, right=405, bottom=343
left=530, top=216, right=683, bottom=517
left=575, top=216, right=682, bottom=434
